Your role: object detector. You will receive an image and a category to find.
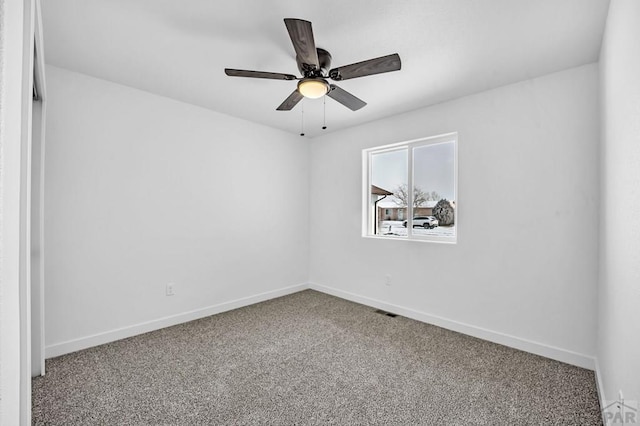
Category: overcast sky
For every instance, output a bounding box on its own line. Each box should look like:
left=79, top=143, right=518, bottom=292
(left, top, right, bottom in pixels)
left=371, top=141, right=455, bottom=201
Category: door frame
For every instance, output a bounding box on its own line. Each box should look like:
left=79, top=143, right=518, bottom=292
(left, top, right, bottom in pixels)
left=30, top=0, right=47, bottom=378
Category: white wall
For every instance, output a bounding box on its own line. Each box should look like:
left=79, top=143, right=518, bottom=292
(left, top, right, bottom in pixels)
left=44, top=66, right=309, bottom=355
left=309, top=64, right=600, bottom=368
left=598, top=0, right=640, bottom=407
left=0, top=0, right=25, bottom=423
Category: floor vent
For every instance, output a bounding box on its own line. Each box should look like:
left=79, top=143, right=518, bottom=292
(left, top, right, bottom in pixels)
left=375, top=309, right=398, bottom=318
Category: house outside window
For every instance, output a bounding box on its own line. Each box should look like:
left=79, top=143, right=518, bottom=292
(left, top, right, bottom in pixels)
left=364, top=133, right=458, bottom=243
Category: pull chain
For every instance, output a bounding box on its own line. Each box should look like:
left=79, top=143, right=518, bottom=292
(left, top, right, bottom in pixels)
left=300, top=100, right=305, bottom=136
left=322, top=96, right=327, bottom=130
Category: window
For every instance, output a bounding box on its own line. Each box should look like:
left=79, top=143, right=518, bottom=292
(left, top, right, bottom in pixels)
left=363, top=133, right=457, bottom=243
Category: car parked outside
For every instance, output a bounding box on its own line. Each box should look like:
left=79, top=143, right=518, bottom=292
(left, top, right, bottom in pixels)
left=402, top=216, right=439, bottom=229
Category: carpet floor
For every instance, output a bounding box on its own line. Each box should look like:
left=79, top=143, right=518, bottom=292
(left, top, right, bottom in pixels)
left=32, top=290, right=602, bottom=425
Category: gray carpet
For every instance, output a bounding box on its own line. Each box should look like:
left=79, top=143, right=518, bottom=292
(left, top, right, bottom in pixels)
left=32, top=290, right=602, bottom=425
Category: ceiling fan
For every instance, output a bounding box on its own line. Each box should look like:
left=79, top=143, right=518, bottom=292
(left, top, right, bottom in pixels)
left=224, top=18, right=401, bottom=111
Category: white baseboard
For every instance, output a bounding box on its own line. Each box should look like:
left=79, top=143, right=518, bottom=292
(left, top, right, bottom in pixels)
left=594, top=357, right=608, bottom=425
left=45, top=283, right=308, bottom=358
left=308, top=282, right=596, bottom=370
left=47, top=282, right=596, bottom=372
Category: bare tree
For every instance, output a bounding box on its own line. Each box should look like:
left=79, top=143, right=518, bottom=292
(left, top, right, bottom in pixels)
left=426, top=191, right=441, bottom=201
left=393, top=184, right=428, bottom=208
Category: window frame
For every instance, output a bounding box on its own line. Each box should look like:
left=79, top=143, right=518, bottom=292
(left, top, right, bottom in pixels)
left=362, top=132, right=458, bottom=244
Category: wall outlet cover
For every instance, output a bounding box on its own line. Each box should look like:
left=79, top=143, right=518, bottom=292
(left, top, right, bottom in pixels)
left=166, top=283, right=175, bottom=296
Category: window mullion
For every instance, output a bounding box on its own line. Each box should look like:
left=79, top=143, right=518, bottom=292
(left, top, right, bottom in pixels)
left=368, top=151, right=373, bottom=235
left=407, top=146, right=414, bottom=239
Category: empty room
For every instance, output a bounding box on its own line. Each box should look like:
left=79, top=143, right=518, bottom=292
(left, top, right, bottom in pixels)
left=1, top=0, right=639, bottom=424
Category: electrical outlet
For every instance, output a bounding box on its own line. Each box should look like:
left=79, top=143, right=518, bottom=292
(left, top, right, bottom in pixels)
left=166, top=283, right=175, bottom=296
left=385, top=274, right=392, bottom=286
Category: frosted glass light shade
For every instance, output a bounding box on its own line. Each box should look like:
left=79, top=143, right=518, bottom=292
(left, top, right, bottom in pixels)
left=298, top=78, right=329, bottom=99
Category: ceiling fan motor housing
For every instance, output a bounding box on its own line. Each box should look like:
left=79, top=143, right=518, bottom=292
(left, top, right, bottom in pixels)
left=297, top=48, right=332, bottom=77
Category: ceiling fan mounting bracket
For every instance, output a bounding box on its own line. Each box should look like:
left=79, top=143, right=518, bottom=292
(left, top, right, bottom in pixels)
left=298, top=48, right=332, bottom=78
left=299, top=62, right=317, bottom=76
left=329, top=69, right=342, bottom=81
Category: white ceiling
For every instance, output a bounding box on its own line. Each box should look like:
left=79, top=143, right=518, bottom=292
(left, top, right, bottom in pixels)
left=41, top=0, right=610, bottom=138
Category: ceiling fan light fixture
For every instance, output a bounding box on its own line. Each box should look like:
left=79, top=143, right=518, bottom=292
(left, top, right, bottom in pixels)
left=298, top=78, right=329, bottom=99
left=225, top=19, right=401, bottom=111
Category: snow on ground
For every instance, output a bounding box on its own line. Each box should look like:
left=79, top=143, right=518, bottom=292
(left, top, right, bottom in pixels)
left=377, top=221, right=455, bottom=237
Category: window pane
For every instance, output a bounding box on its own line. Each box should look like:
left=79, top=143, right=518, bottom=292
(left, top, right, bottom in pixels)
left=364, top=133, right=457, bottom=243
left=371, top=149, right=407, bottom=236
left=412, top=141, right=456, bottom=237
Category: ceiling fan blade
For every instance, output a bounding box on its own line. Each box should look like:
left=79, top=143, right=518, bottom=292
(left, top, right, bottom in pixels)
left=225, top=68, right=297, bottom=80
left=276, top=90, right=304, bottom=111
left=284, top=18, right=319, bottom=72
left=327, top=84, right=367, bottom=111
left=329, top=53, right=401, bottom=81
